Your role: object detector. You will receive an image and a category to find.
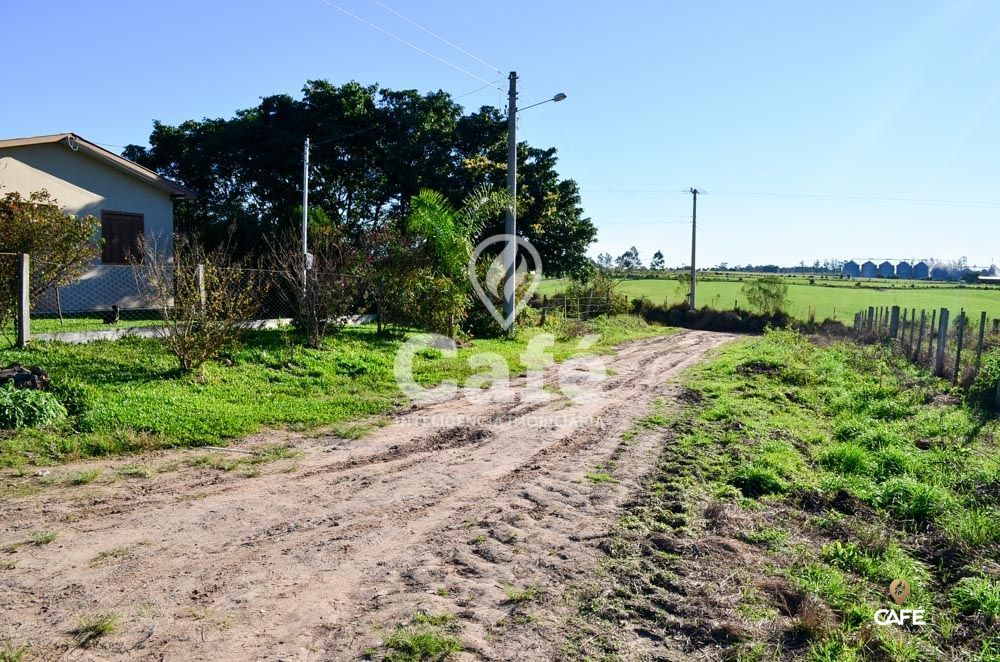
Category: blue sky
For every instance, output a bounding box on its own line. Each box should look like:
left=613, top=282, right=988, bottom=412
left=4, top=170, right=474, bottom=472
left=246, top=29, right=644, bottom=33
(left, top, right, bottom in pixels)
left=4, top=0, right=1000, bottom=270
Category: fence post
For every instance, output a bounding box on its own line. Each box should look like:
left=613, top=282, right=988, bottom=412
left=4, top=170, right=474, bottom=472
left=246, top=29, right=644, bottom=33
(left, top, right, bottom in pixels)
left=935, top=308, right=949, bottom=377
left=16, top=253, right=30, bottom=348
left=954, top=311, right=966, bottom=383
left=890, top=306, right=900, bottom=339
left=928, top=309, right=937, bottom=362
left=915, top=310, right=926, bottom=363
left=975, top=311, right=987, bottom=374
left=196, top=263, right=206, bottom=312
left=540, top=294, right=547, bottom=326
left=868, top=306, right=875, bottom=332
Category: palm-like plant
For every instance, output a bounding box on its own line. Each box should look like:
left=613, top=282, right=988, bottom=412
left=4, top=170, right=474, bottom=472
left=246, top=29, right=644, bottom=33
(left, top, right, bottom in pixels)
left=406, top=186, right=510, bottom=281
left=404, top=186, right=511, bottom=336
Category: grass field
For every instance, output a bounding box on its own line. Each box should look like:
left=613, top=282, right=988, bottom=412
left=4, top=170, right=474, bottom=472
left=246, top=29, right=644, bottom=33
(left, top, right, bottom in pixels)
left=0, top=317, right=671, bottom=468
left=578, top=330, right=1000, bottom=659
left=540, top=275, right=1000, bottom=321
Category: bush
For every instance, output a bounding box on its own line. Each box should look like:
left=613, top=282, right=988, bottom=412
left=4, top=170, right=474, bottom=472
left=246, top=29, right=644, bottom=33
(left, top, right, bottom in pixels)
left=634, top=301, right=791, bottom=333
left=742, top=276, right=789, bottom=315
left=0, top=385, right=67, bottom=429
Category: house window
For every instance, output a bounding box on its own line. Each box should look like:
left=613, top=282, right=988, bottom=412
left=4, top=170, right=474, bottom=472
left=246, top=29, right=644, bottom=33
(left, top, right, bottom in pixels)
left=101, top=211, right=144, bottom=264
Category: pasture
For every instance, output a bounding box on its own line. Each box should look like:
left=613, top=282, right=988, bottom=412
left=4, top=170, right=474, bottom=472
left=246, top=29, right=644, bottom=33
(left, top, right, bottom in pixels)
left=539, top=274, right=1000, bottom=321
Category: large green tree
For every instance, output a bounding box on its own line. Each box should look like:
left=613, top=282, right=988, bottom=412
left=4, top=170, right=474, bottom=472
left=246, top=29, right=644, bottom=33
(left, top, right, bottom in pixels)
left=124, top=80, right=596, bottom=278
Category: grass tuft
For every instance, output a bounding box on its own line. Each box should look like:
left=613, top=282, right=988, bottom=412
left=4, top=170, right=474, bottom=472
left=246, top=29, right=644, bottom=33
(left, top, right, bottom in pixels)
left=72, top=613, right=118, bottom=647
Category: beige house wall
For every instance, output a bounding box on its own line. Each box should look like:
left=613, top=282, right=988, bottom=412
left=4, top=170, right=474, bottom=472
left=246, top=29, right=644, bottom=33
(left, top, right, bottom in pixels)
left=0, top=142, right=176, bottom=312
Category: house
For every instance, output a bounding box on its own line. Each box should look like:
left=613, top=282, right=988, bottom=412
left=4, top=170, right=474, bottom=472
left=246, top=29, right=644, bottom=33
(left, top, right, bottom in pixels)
left=860, top=260, right=877, bottom=278
left=842, top=260, right=860, bottom=278
left=895, top=261, right=912, bottom=279
left=0, top=133, right=193, bottom=311
left=878, top=261, right=895, bottom=278
left=913, top=261, right=929, bottom=280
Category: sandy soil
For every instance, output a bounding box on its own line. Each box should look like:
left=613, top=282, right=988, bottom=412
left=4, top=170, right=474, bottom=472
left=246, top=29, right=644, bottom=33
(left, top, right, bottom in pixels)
left=0, top=330, right=733, bottom=661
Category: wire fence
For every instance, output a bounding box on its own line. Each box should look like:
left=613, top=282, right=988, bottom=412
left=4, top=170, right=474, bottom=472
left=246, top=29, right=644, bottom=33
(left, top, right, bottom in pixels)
left=852, top=305, right=1000, bottom=393
left=533, top=293, right=620, bottom=321
left=3, top=256, right=373, bottom=343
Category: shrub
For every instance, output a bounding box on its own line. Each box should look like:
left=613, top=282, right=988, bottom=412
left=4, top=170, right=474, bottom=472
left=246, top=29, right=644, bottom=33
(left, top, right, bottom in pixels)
left=48, top=380, right=89, bottom=421
left=742, top=276, right=789, bottom=315
left=137, top=237, right=265, bottom=372
left=0, top=386, right=67, bottom=429
left=0, top=190, right=101, bottom=337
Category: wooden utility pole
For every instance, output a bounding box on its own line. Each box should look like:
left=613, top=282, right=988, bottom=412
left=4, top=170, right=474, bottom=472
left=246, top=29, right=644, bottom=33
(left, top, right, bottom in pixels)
left=688, top=187, right=699, bottom=309
left=504, top=71, right=518, bottom=330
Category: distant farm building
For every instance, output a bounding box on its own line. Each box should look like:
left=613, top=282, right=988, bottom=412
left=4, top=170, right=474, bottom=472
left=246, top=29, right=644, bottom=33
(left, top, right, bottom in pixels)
left=913, top=261, right=929, bottom=280
left=931, top=264, right=951, bottom=280
left=861, top=261, right=877, bottom=278
left=896, top=261, right=913, bottom=279
left=878, top=261, right=895, bottom=278
left=842, top=260, right=860, bottom=278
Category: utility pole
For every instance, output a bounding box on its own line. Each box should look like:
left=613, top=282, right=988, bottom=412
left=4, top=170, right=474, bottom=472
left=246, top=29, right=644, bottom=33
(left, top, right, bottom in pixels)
left=688, top=187, right=699, bottom=309
left=504, top=71, right=518, bottom=331
left=301, top=136, right=310, bottom=295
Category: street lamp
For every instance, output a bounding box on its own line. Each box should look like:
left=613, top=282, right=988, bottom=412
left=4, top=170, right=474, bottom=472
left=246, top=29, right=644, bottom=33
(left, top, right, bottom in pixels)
left=505, top=71, right=566, bottom=333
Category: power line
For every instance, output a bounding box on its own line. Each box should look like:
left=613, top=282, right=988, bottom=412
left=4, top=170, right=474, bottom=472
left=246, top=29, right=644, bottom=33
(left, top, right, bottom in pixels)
left=315, top=0, right=496, bottom=86
left=365, top=0, right=502, bottom=75
left=453, top=80, right=502, bottom=100
left=581, top=188, right=1000, bottom=207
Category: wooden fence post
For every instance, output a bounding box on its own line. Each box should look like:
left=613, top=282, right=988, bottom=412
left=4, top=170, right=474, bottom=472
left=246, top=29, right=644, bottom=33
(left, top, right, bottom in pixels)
left=890, top=306, right=900, bottom=340
left=916, top=310, right=926, bottom=363
left=868, top=306, right=875, bottom=332
left=954, top=311, right=966, bottom=383
left=928, top=309, right=937, bottom=362
left=898, top=307, right=906, bottom=343
left=935, top=308, right=949, bottom=377
left=16, top=253, right=30, bottom=348
left=975, top=311, right=987, bottom=374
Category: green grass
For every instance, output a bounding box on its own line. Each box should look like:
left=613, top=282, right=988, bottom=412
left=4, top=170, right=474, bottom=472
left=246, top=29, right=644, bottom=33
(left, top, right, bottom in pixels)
left=578, top=329, right=1000, bottom=660
left=117, top=464, right=153, bottom=478
left=0, top=639, right=27, bottom=662
left=584, top=471, right=618, bottom=484
left=0, top=318, right=671, bottom=468
left=503, top=584, right=540, bottom=604
left=69, top=469, right=100, bottom=485
left=29, top=531, right=57, bottom=545
left=540, top=275, right=1000, bottom=322
left=29, top=311, right=165, bottom=335
left=71, top=613, right=118, bottom=647
left=366, top=612, right=462, bottom=661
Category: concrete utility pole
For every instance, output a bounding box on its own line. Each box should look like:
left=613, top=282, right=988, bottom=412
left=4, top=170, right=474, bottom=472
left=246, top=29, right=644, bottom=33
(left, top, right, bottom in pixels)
left=688, top=187, right=700, bottom=309
left=302, top=136, right=311, bottom=294
left=504, top=71, right=518, bottom=330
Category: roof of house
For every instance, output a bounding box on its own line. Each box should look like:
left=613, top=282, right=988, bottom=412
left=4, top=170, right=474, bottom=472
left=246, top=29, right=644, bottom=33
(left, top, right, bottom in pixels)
left=0, top=133, right=195, bottom=199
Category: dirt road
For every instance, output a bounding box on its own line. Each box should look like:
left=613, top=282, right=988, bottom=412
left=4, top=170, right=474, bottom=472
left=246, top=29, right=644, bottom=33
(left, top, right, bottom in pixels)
left=0, top=330, right=733, bottom=660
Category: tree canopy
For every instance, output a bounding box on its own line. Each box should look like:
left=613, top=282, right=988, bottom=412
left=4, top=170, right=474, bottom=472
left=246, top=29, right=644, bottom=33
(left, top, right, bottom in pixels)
left=124, top=80, right=596, bottom=278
